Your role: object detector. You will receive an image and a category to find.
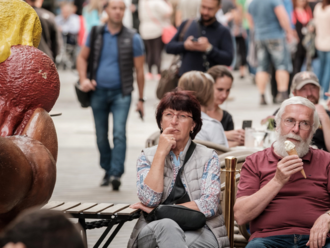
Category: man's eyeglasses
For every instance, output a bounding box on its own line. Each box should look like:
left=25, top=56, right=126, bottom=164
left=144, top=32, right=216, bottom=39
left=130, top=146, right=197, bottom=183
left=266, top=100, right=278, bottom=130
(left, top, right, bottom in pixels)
left=163, top=112, right=193, bottom=122
left=283, top=118, right=311, bottom=130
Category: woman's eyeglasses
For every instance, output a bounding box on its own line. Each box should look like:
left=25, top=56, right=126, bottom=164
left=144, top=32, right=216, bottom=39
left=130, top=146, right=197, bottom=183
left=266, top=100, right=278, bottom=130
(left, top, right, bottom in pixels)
left=163, top=112, right=193, bottom=122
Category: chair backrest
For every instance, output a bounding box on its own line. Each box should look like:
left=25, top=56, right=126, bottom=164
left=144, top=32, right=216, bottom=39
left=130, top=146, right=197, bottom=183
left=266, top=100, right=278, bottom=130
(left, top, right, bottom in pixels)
left=145, top=131, right=160, bottom=148
left=219, top=150, right=258, bottom=242
left=193, top=139, right=231, bottom=155
left=145, top=134, right=233, bottom=154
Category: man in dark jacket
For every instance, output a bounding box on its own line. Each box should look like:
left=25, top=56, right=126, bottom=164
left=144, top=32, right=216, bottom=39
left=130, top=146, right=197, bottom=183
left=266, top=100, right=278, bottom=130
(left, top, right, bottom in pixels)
left=25, top=0, right=61, bottom=62
left=166, top=0, right=233, bottom=76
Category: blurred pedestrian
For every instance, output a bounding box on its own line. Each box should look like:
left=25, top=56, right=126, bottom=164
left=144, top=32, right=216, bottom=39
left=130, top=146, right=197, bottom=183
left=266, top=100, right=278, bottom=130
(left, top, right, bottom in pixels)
left=76, top=0, right=145, bottom=190
left=232, top=4, right=247, bottom=78
left=247, top=0, right=295, bottom=105
left=175, top=0, right=201, bottom=27
left=83, top=0, right=107, bottom=33
left=130, top=0, right=140, bottom=32
left=166, top=0, right=233, bottom=77
left=292, top=0, right=313, bottom=76
left=139, top=0, right=173, bottom=80
left=313, top=0, right=330, bottom=99
left=25, top=0, right=61, bottom=62
left=55, top=2, right=80, bottom=42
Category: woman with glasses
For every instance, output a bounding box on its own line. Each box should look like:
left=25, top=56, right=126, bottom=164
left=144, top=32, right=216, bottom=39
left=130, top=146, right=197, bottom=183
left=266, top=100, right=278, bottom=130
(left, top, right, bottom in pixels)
left=178, top=71, right=229, bottom=147
left=128, top=91, right=229, bottom=248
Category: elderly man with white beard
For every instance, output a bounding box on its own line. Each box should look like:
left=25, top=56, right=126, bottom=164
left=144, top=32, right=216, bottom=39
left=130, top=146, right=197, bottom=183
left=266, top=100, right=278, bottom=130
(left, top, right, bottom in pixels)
left=234, top=96, right=330, bottom=248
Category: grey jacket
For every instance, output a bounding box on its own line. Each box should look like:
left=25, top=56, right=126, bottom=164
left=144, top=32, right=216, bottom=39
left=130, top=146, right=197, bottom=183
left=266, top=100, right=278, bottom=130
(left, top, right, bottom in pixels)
left=127, top=139, right=230, bottom=248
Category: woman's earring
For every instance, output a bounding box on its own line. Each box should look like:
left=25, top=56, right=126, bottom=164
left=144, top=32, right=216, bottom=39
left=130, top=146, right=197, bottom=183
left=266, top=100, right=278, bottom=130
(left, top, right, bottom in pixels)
left=190, top=130, right=194, bottom=134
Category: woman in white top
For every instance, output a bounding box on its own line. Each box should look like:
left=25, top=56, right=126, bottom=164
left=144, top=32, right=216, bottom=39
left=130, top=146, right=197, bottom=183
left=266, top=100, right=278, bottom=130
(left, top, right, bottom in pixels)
left=314, top=0, right=330, bottom=100
left=178, top=71, right=229, bottom=147
left=139, top=0, right=172, bottom=80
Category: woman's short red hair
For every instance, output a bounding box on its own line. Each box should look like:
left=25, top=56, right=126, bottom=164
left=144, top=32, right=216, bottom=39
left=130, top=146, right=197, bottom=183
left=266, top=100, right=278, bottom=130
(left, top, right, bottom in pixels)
left=156, top=90, right=202, bottom=139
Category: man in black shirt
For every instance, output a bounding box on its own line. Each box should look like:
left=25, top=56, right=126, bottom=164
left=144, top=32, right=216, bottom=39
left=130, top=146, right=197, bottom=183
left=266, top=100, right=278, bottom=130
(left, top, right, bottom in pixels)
left=166, top=0, right=233, bottom=76
left=271, top=71, right=330, bottom=151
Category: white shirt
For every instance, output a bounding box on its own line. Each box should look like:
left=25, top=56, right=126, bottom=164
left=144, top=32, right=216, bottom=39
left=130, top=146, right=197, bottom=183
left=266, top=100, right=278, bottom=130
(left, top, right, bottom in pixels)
left=195, top=112, right=229, bottom=147
left=139, top=0, right=172, bottom=40
left=314, top=3, right=330, bottom=52
left=55, top=14, right=80, bottom=35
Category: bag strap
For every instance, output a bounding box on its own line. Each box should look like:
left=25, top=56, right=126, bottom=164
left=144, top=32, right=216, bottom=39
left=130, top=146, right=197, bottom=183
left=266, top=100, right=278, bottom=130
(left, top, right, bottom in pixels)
left=168, top=19, right=194, bottom=66
left=179, top=19, right=194, bottom=42
left=162, top=141, right=196, bottom=205
left=179, top=141, right=196, bottom=175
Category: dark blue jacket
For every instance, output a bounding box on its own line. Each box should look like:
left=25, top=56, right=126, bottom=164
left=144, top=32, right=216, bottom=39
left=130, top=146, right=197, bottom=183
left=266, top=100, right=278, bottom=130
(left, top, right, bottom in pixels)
left=166, top=19, right=233, bottom=76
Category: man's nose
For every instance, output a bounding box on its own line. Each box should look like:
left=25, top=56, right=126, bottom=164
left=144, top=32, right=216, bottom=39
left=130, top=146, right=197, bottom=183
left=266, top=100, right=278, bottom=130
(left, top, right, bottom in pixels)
left=291, top=122, right=300, bottom=133
left=306, top=88, right=312, bottom=96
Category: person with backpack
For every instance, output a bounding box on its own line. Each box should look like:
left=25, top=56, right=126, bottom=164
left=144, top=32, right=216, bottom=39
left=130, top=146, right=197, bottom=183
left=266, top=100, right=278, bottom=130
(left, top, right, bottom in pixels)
left=76, top=0, right=145, bottom=190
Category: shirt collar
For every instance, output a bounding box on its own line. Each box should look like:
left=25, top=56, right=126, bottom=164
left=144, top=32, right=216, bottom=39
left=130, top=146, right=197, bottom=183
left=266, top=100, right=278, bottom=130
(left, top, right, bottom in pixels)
left=198, top=18, right=219, bottom=28
left=103, top=24, right=121, bottom=36
left=267, top=144, right=313, bottom=162
left=169, top=138, right=192, bottom=165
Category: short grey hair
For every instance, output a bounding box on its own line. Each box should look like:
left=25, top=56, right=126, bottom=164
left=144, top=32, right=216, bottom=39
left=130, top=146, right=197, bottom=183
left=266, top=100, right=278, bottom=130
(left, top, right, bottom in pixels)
left=275, top=96, right=320, bottom=134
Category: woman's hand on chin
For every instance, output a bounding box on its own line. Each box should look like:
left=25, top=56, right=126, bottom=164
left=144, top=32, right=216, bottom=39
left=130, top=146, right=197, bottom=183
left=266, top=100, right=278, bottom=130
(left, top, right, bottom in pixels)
left=158, top=127, right=177, bottom=154
left=130, top=202, right=155, bottom=213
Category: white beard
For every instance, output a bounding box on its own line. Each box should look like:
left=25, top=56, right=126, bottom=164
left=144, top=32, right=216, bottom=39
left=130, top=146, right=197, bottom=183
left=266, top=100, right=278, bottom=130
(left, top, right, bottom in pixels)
left=273, top=128, right=313, bottom=158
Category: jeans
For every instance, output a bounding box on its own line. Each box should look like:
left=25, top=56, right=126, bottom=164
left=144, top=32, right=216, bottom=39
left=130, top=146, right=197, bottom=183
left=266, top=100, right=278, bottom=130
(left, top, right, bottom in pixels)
left=247, top=235, right=330, bottom=248
left=137, top=219, right=219, bottom=248
left=91, top=88, right=131, bottom=178
left=317, top=50, right=330, bottom=100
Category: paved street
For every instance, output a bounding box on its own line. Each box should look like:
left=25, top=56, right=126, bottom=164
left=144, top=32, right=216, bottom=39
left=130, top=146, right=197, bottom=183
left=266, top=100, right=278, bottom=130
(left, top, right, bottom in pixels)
left=49, top=53, right=281, bottom=247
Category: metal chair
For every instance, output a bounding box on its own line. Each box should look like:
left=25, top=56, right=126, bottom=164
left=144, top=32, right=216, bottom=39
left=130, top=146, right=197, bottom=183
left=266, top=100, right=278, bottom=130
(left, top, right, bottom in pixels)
left=145, top=131, right=160, bottom=148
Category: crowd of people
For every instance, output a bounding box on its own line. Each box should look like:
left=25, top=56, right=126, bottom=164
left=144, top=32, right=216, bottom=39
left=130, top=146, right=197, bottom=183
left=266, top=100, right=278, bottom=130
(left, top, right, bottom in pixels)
left=3, top=0, right=330, bottom=247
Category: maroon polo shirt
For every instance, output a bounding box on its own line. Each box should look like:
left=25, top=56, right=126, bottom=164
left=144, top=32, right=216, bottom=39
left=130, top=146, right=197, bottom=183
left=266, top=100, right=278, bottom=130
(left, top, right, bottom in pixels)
left=236, top=146, right=330, bottom=241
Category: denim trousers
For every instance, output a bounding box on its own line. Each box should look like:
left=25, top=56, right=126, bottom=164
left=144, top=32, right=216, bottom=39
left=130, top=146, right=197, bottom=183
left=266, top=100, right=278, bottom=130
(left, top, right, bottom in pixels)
left=91, top=88, right=131, bottom=178
left=137, top=219, right=219, bottom=248
left=247, top=234, right=330, bottom=248
left=317, top=50, right=330, bottom=100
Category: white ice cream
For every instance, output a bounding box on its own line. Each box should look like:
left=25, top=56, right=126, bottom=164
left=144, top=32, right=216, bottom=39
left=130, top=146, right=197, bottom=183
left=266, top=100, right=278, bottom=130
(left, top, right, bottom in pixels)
left=284, top=140, right=296, bottom=151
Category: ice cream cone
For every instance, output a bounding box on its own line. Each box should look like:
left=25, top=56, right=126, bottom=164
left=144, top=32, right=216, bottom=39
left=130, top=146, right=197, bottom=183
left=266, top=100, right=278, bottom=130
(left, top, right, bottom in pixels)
left=287, top=148, right=307, bottom=178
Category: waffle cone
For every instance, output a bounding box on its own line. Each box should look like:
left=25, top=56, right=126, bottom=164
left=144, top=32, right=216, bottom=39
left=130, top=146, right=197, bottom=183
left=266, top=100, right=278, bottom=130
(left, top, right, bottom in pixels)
left=287, top=148, right=306, bottom=178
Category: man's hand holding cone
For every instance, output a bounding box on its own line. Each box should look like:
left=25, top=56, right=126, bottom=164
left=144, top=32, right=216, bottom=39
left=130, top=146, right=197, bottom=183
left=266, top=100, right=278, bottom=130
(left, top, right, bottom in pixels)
left=284, top=140, right=307, bottom=178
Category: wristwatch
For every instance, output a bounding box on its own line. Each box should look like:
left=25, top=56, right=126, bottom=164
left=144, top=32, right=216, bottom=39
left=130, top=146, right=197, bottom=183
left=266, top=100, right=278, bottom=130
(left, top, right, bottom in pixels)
left=138, top=98, right=145, bottom=102
left=206, top=44, right=213, bottom=54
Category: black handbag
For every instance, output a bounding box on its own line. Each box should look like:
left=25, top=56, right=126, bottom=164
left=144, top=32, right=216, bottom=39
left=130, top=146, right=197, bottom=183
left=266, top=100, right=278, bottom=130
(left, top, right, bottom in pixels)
left=144, top=142, right=206, bottom=231
left=74, top=25, right=100, bottom=108
left=74, top=83, right=91, bottom=108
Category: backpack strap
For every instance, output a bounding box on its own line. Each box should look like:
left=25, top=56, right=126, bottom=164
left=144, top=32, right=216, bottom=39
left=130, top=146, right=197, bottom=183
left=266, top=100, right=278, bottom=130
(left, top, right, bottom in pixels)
left=87, top=25, right=104, bottom=80
left=179, top=19, right=194, bottom=42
